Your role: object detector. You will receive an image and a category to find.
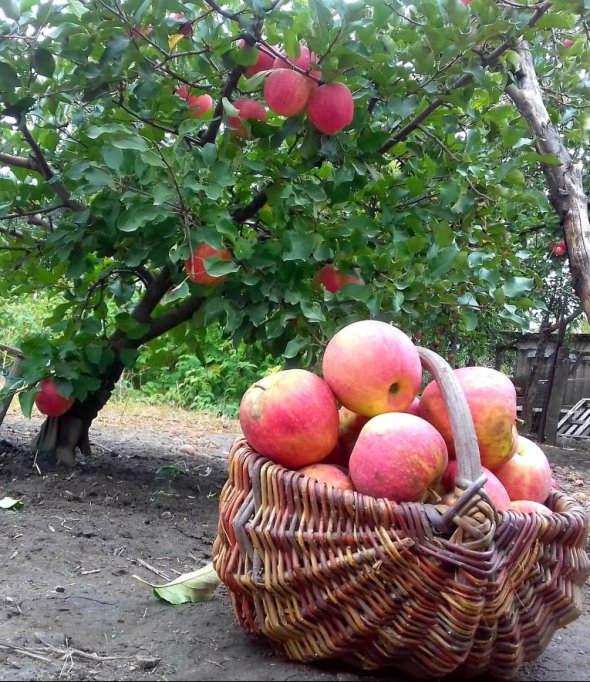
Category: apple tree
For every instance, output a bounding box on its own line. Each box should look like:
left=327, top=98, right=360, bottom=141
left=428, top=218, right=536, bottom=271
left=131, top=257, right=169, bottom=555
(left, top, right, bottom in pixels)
left=0, top=0, right=588, bottom=465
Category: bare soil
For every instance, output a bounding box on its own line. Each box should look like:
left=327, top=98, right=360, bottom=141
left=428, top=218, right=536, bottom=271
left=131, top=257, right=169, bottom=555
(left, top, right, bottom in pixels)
left=1, top=406, right=589, bottom=682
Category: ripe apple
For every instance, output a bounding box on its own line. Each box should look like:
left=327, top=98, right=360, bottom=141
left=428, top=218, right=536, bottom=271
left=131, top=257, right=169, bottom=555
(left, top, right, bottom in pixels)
left=405, top=397, right=421, bottom=417
left=440, top=460, right=511, bottom=511
left=493, top=435, right=552, bottom=504
left=306, top=82, right=354, bottom=135
left=238, top=41, right=275, bottom=78
left=185, top=243, right=232, bottom=286
left=552, top=239, right=566, bottom=257
left=187, top=94, right=213, bottom=118
left=419, top=366, right=518, bottom=471
left=563, top=38, right=575, bottom=47
left=226, top=99, right=268, bottom=139
left=315, top=264, right=363, bottom=293
left=322, top=320, right=422, bottom=417
left=176, top=84, right=191, bottom=100
left=337, top=406, right=370, bottom=460
left=263, top=70, right=311, bottom=117
left=272, top=46, right=317, bottom=71
left=35, top=379, right=75, bottom=417
left=239, top=369, right=339, bottom=468
left=298, top=462, right=354, bottom=492
left=550, top=476, right=559, bottom=489
left=508, top=500, right=552, bottom=515
left=461, top=0, right=472, bottom=5
left=349, top=412, right=448, bottom=502
left=322, top=440, right=348, bottom=467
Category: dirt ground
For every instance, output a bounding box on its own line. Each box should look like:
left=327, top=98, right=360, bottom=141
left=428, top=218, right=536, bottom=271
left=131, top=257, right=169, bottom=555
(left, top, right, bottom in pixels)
left=1, top=405, right=589, bottom=682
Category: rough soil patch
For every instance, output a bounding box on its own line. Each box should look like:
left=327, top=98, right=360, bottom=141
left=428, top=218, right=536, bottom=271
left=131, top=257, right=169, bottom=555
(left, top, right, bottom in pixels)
left=1, top=409, right=589, bottom=681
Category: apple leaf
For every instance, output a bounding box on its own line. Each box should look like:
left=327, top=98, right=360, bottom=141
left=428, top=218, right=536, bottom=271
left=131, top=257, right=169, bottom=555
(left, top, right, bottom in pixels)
left=132, top=563, right=221, bottom=605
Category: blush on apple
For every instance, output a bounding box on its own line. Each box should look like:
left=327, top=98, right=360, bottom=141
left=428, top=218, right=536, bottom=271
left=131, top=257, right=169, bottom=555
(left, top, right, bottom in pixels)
left=508, top=500, right=552, bottom=515
left=322, top=320, right=422, bottom=417
left=35, top=379, right=75, bottom=417
left=315, top=264, right=363, bottom=293
left=349, top=413, right=448, bottom=502
left=185, top=243, right=232, bottom=286
left=187, top=94, right=213, bottom=118
left=493, top=435, right=552, bottom=504
left=440, top=460, right=511, bottom=511
left=297, top=462, right=354, bottom=492
left=263, top=70, right=311, bottom=117
left=239, top=369, right=339, bottom=468
left=306, top=82, right=354, bottom=135
left=227, top=99, right=268, bottom=139
left=419, top=366, right=518, bottom=472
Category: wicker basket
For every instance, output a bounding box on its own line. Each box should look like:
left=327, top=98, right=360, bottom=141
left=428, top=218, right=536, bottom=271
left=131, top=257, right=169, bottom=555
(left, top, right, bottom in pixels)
left=212, top=348, right=590, bottom=680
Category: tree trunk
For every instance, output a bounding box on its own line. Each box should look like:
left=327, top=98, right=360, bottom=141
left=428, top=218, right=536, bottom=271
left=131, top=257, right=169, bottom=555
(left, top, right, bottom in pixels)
left=506, top=41, right=590, bottom=324
left=32, top=358, right=125, bottom=466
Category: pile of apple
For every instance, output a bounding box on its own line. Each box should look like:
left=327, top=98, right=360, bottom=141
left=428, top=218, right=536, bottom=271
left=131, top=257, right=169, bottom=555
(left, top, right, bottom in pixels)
left=176, top=41, right=354, bottom=137
left=239, top=320, right=557, bottom=515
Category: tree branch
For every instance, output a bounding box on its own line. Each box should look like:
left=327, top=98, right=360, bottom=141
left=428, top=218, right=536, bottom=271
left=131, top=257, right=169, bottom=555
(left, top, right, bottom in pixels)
left=199, top=63, right=247, bottom=145
left=138, top=294, right=206, bottom=345
left=201, top=0, right=240, bottom=21
left=0, top=151, right=37, bottom=171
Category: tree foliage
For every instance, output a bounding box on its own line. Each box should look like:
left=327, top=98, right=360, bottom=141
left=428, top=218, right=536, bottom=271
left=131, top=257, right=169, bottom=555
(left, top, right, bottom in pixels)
left=0, top=0, right=588, bottom=428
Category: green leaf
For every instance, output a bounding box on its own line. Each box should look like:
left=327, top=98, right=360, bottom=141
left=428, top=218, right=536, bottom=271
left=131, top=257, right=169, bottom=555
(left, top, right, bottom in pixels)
left=132, top=563, right=220, bottom=605
left=502, top=277, right=534, bottom=298
left=0, top=497, right=24, bottom=511
left=284, top=336, right=308, bottom=358
left=284, top=234, right=313, bottom=261
left=18, top=387, right=38, bottom=419
left=32, top=47, right=56, bottom=77
left=203, top=258, right=239, bottom=276
left=0, top=62, right=20, bottom=90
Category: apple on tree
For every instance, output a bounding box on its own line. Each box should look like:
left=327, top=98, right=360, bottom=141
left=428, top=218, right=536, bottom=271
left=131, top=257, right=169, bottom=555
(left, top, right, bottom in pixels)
left=322, top=319, right=422, bottom=417
left=239, top=369, right=339, bottom=468
left=314, top=264, right=363, bottom=293
left=35, top=379, right=75, bottom=417
left=263, top=70, right=311, bottom=117
left=238, top=40, right=275, bottom=78
left=187, top=94, right=213, bottom=118
left=563, top=38, right=575, bottom=47
left=226, top=99, right=268, bottom=139
left=349, top=412, right=448, bottom=502
left=306, top=82, right=354, bottom=135
left=184, top=243, right=233, bottom=286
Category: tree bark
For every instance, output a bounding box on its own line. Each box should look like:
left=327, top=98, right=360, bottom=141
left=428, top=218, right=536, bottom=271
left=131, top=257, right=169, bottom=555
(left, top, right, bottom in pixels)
left=506, top=41, right=590, bottom=323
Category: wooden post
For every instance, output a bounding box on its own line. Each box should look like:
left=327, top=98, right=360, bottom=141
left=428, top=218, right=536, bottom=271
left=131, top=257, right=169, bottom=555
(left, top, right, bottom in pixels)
left=0, top=349, right=23, bottom=428
left=543, top=347, right=569, bottom=445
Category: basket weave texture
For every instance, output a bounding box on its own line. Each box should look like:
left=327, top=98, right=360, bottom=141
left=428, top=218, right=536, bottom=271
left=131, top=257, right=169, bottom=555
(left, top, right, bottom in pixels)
left=212, top=349, right=590, bottom=680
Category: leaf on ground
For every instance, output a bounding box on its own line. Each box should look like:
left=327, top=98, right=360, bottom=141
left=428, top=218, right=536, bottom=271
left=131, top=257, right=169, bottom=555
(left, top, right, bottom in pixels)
left=132, top=562, right=220, bottom=604
left=0, top=497, right=24, bottom=510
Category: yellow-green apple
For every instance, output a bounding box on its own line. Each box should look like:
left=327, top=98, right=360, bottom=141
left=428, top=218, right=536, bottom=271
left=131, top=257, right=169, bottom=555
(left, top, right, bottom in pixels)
left=298, top=462, right=354, bottom=491
left=315, top=263, right=363, bottom=293
left=227, top=99, right=268, bottom=139
left=349, top=412, right=448, bottom=502
left=306, top=82, right=354, bottom=135
left=440, top=460, right=511, bottom=511
left=508, top=500, right=552, bottom=515
left=418, top=366, right=517, bottom=471
left=493, top=435, right=552, bottom=504
left=185, top=243, right=232, bottom=286
left=322, top=320, right=422, bottom=416
left=239, top=41, right=275, bottom=78
left=35, top=379, right=75, bottom=417
left=187, top=94, right=213, bottom=118
left=239, top=369, right=339, bottom=468
left=263, top=70, right=311, bottom=116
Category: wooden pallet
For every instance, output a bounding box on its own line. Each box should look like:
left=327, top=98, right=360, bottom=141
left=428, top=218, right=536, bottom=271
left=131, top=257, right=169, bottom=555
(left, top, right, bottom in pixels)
left=557, top=398, right=590, bottom=439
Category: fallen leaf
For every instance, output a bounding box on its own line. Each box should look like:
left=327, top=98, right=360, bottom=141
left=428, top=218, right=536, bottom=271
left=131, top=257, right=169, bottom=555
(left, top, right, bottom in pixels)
left=0, top=497, right=24, bottom=511
left=132, top=562, right=220, bottom=604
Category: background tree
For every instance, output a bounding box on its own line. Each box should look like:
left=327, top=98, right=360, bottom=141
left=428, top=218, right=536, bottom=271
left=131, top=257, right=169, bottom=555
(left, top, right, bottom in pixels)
left=0, top=0, right=588, bottom=465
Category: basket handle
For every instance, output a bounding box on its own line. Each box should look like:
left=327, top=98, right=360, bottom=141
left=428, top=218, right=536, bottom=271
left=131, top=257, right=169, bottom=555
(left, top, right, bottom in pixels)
left=417, top=347, right=481, bottom=484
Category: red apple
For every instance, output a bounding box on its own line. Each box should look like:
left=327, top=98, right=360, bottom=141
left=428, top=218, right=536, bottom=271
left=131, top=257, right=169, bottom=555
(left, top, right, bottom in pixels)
left=297, top=462, right=354, bottom=492
left=493, top=435, right=552, bottom=504
left=405, top=397, right=421, bottom=417
left=508, top=500, right=552, bottom=515
left=337, top=406, right=371, bottom=460
left=263, top=70, right=311, bottom=116
left=226, top=99, right=268, bottom=139
left=563, top=38, right=575, bottom=47
left=238, top=41, right=275, bottom=79
left=187, top=94, right=213, bottom=118
left=239, top=369, right=339, bottom=468
left=322, top=441, right=348, bottom=467
left=550, top=476, right=559, bottom=489
left=552, top=239, right=566, bottom=257
left=315, top=264, right=363, bottom=293
left=176, top=84, right=191, bottom=100
left=322, top=320, right=422, bottom=417
left=185, top=243, right=232, bottom=286
left=35, top=379, right=75, bottom=417
left=418, top=366, right=518, bottom=471
left=440, top=460, right=511, bottom=511
left=461, top=0, right=472, bottom=5
left=272, top=46, right=317, bottom=72
left=306, top=82, right=354, bottom=135
left=349, top=413, right=448, bottom=502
